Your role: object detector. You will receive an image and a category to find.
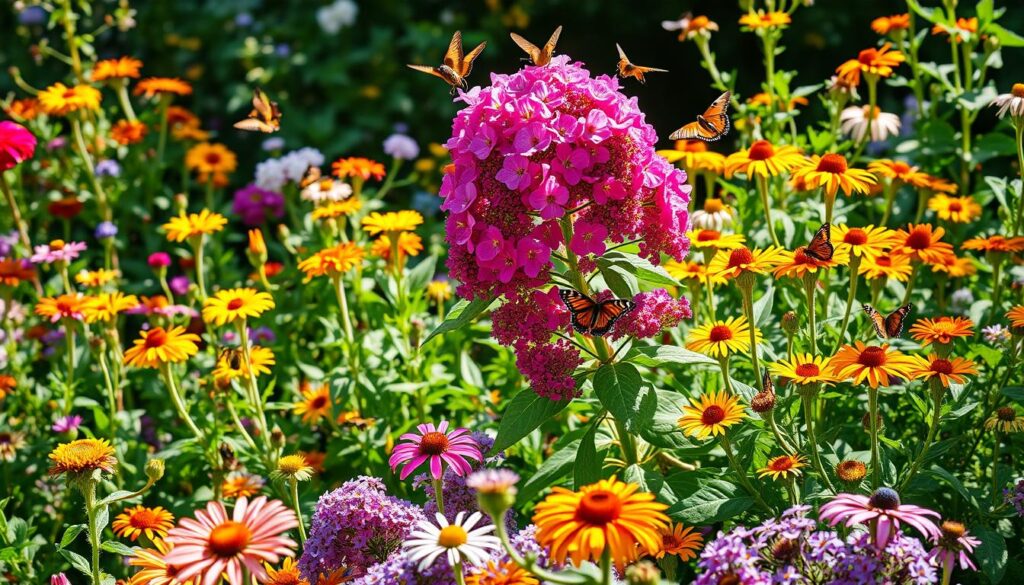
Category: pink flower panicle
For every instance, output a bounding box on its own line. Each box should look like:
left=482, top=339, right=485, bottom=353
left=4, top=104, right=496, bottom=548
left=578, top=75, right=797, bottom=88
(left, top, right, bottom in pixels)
left=612, top=289, right=692, bottom=340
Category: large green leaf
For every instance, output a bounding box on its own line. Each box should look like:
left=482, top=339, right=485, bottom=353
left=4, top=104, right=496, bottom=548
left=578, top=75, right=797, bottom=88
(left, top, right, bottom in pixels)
left=518, top=438, right=581, bottom=503
left=972, top=525, right=1007, bottom=584
left=640, top=389, right=696, bottom=450
left=491, top=389, right=570, bottom=454
left=627, top=344, right=717, bottom=368
left=667, top=478, right=753, bottom=524
left=593, top=363, right=656, bottom=433
left=597, top=251, right=679, bottom=288
left=574, top=423, right=603, bottom=489
left=422, top=297, right=494, bottom=345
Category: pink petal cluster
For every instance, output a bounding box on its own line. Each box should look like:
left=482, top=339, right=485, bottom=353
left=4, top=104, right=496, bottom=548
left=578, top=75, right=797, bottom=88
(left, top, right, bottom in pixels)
left=819, top=489, right=941, bottom=550
left=612, top=289, right=692, bottom=340
left=0, top=121, right=36, bottom=171
left=389, top=420, right=483, bottom=480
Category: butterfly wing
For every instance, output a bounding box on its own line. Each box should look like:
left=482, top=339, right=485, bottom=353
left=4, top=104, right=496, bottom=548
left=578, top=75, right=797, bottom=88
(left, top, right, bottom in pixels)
left=459, top=41, right=487, bottom=77
left=863, top=304, right=889, bottom=339
left=407, top=64, right=447, bottom=81
left=804, top=224, right=835, bottom=261
left=560, top=288, right=599, bottom=334
left=588, top=299, right=636, bottom=336
left=510, top=32, right=541, bottom=63
left=233, top=118, right=274, bottom=133
left=543, top=26, right=563, bottom=61
left=444, top=31, right=464, bottom=69
left=762, top=369, right=775, bottom=394
left=883, top=304, right=912, bottom=338
left=300, top=165, right=322, bottom=189
left=669, top=91, right=731, bottom=142
left=251, top=88, right=273, bottom=121
left=668, top=121, right=705, bottom=141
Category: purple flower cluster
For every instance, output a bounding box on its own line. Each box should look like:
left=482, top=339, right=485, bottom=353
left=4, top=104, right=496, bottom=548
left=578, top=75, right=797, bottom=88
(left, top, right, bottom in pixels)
left=611, top=289, right=691, bottom=340
left=298, top=476, right=424, bottom=580
left=1006, top=478, right=1024, bottom=517
left=232, top=184, right=285, bottom=226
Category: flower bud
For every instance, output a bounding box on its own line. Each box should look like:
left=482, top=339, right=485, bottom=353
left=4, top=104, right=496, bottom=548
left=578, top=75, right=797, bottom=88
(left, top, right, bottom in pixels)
left=781, top=311, right=799, bottom=335
left=625, top=560, right=662, bottom=585
left=247, top=228, right=268, bottom=266
left=148, top=252, right=171, bottom=270
left=145, top=458, right=165, bottom=482
left=836, top=459, right=866, bottom=485
left=466, top=469, right=519, bottom=519
left=751, top=389, right=776, bottom=413
left=51, top=573, right=71, bottom=585
left=861, top=412, right=883, bottom=432
left=270, top=426, right=286, bottom=449
left=173, top=193, right=188, bottom=213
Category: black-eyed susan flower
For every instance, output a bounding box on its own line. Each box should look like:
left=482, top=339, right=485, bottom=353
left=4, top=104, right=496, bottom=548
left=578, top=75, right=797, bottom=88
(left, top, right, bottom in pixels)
left=928, top=194, right=981, bottom=223
left=836, top=43, right=905, bottom=86
left=908, top=354, right=978, bottom=387
left=892, top=224, right=956, bottom=265
left=48, top=438, right=117, bottom=477
left=202, top=288, right=275, bottom=326
left=909, top=317, right=974, bottom=347
left=724, top=140, right=804, bottom=179
left=867, top=159, right=933, bottom=188
left=658, top=140, right=726, bottom=175
left=134, top=77, right=193, bottom=98
left=112, top=505, right=175, bottom=541
left=986, top=407, right=1024, bottom=433
left=82, top=292, right=139, bottom=323
left=293, top=383, right=332, bottom=425
left=678, top=390, right=746, bottom=439
left=773, top=245, right=851, bottom=279
left=38, top=83, right=102, bottom=116
left=361, top=210, right=424, bottom=236
left=757, top=454, right=807, bottom=480
left=833, top=224, right=897, bottom=260
left=769, top=354, right=838, bottom=386
left=792, top=153, right=877, bottom=197
left=74, top=269, right=119, bottom=288
left=298, top=243, right=365, bottom=282
left=649, top=522, right=703, bottom=561
left=859, top=252, right=913, bottom=282
left=124, top=326, right=201, bottom=368
left=532, top=476, right=668, bottom=571
left=221, top=471, right=265, bottom=499
left=92, top=57, right=143, bottom=81
left=686, top=316, right=760, bottom=358
left=687, top=229, right=746, bottom=252
left=829, top=342, right=917, bottom=388
left=708, top=246, right=787, bottom=279
left=162, top=209, right=228, bottom=242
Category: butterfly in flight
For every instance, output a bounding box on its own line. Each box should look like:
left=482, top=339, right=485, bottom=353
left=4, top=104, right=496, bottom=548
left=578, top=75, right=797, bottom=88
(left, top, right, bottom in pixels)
left=300, top=165, right=322, bottom=189
left=615, top=43, right=668, bottom=84
left=559, top=288, right=635, bottom=337
left=661, top=12, right=693, bottom=33
left=510, top=25, right=563, bottom=67
left=803, top=223, right=834, bottom=262
left=863, top=304, right=912, bottom=339
left=669, top=91, right=731, bottom=142
left=407, top=31, right=487, bottom=95
left=233, top=87, right=281, bottom=133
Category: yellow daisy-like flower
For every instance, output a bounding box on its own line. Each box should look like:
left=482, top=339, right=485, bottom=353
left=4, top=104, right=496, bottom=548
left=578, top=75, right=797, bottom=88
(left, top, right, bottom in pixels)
left=678, top=390, right=747, bottom=439
left=757, top=454, right=807, bottom=480
left=221, top=471, right=265, bottom=499
left=38, top=83, right=102, bottom=116
left=1008, top=306, right=1024, bottom=328
left=658, top=140, right=726, bottom=175
left=739, top=10, right=792, bottom=30
left=271, top=454, right=315, bottom=483
left=686, top=316, right=760, bottom=358
left=162, top=209, right=228, bottom=242
left=707, top=246, right=787, bottom=279
left=687, top=229, right=747, bottom=251
left=858, top=252, right=913, bottom=281
left=908, top=317, right=974, bottom=346
left=35, top=293, right=89, bottom=322
left=664, top=260, right=725, bottom=285
left=832, top=225, right=897, bottom=260
left=724, top=140, right=804, bottom=179
left=361, top=210, right=424, bottom=236
left=466, top=559, right=538, bottom=585
left=836, top=43, right=905, bottom=86
left=768, top=353, right=838, bottom=386
left=772, top=245, right=851, bottom=279
left=75, top=269, right=119, bottom=288
left=908, top=354, right=978, bottom=387
left=648, top=522, right=703, bottom=561
left=293, top=383, right=333, bottom=425
left=311, top=198, right=363, bottom=220
left=124, top=326, right=201, bottom=369
left=213, top=345, right=275, bottom=381
left=297, top=243, right=365, bottom=281
left=928, top=194, right=981, bottom=223
left=112, top=505, right=175, bottom=542
left=892, top=224, right=955, bottom=265
left=747, top=93, right=809, bottom=112
left=370, top=232, right=424, bottom=263
left=92, top=56, right=143, bottom=81
left=83, top=292, right=140, bottom=323
left=986, top=407, right=1024, bottom=433
left=866, top=159, right=933, bottom=188
left=929, top=254, right=977, bottom=278
left=185, top=142, right=238, bottom=185
left=134, top=77, right=193, bottom=98
left=791, top=154, right=877, bottom=197
left=533, top=476, right=668, bottom=572
left=202, top=288, right=275, bottom=326
left=426, top=280, right=454, bottom=303
left=829, top=342, right=917, bottom=388
left=48, top=438, right=117, bottom=477
left=263, top=558, right=309, bottom=585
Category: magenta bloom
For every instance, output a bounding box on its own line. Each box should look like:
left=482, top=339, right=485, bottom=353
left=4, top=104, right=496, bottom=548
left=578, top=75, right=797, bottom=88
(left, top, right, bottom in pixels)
left=929, top=521, right=980, bottom=574
left=50, top=574, right=70, bottom=585
left=232, top=184, right=285, bottom=226
left=0, top=121, right=36, bottom=171
left=51, top=414, right=82, bottom=433
left=612, top=289, right=691, bottom=340
left=30, top=240, right=87, bottom=265
left=148, top=252, right=172, bottom=269
left=819, top=488, right=941, bottom=549
left=569, top=221, right=608, bottom=256
left=389, top=421, right=482, bottom=480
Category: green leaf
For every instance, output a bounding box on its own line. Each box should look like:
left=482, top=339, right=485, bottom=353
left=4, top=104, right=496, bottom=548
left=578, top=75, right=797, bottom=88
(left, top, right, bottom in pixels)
left=58, top=548, right=92, bottom=576
left=928, top=466, right=980, bottom=509
left=667, top=478, right=753, bottom=524
left=753, top=285, right=774, bottom=327
left=406, top=255, right=437, bottom=294
left=972, top=525, right=1007, bottom=583
left=640, top=390, right=697, bottom=450
left=58, top=524, right=86, bottom=550
left=518, top=438, right=581, bottom=503
left=95, top=505, right=109, bottom=534
left=598, top=264, right=639, bottom=298
left=97, top=490, right=137, bottom=507
left=627, top=344, right=717, bottom=368
left=574, top=423, right=602, bottom=489
left=422, top=297, right=494, bottom=345
left=100, top=540, right=137, bottom=557
left=905, top=0, right=941, bottom=23
left=597, top=251, right=679, bottom=288
left=491, top=389, right=570, bottom=453
left=1002, top=386, right=1024, bottom=404
left=990, top=23, right=1024, bottom=47
left=593, top=363, right=656, bottom=433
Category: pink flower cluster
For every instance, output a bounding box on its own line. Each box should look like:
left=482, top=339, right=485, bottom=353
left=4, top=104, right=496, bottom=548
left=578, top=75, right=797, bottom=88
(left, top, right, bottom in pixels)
left=612, top=289, right=691, bottom=340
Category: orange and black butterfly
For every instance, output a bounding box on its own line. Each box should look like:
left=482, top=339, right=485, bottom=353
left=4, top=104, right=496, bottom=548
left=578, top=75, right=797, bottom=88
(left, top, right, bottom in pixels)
left=669, top=91, right=731, bottom=142
left=761, top=369, right=775, bottom=394
left=299, top=165, right=322, bottom=189
left=803, top=224, right=834, bottom=262
left=559, top=288, right=635, bottom=337
left=863, top=304, right=912, bottom=339
left=233, top=88, right=281, bottom=133
left=407, top=31, right=487, bottom=95
left=615, top=43, right=668, bottom=84
left=510, top=25, right=563, bottom=67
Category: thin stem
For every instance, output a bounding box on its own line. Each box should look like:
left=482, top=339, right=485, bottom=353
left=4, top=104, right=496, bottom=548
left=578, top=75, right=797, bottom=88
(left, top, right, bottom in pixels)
left=63, top=321, right=76, bottom=415
left=82, top=481, right=102, bottom=585
left=869, top=387, right=881, bottom=489
left=1015, top=122, right=1024, bottom=236
left=192, top=236, right=209, bottom=302
left=453, top=559, right=466, bottom=585
left=992, top=432, right=1001, bottom=506
left=433, top=477, right=446, bottom=516
left=834, top=255, right=862, bottom=351
left=0, top=172, right=32, bottom=254
left=60, top=0, right=84, bottom=83
left=739, top=284, right=762, bottom=391
left=98, top=348, right=118, bottom=438
left=160, top=363, right=205, bottom=443
left=615, top=417, right=637, bottom=466
left=600, top=548, right=612, bottom=585
left=239, top=321, right=271, bottom=446
left=721, top=435, right=773, bottom=513
left=756, top=174, right=781, bottom=247
left=880, top=181, right=898, bottom=226
left=719, top=356, right=736, bottom=394
left=115, top=81, right=138, bottom=122
left=804, top=275, right=818, bottom=356
left=333, top=275, right=356, bottom=343
left=901, top=263, right=921, bottom=306
left=802, top=389, right=837, bottom=493
left=71, top=117, right=111, bottom=220
left=764, top=409, right=796, bottom=454
left=898, top=385, right=944, bottom=491
left=290, top=478, right=307, bottom=544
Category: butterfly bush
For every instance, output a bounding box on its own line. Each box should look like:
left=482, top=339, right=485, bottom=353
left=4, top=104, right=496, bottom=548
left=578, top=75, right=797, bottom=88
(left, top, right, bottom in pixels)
left=441, top=55, right=691, bottom=399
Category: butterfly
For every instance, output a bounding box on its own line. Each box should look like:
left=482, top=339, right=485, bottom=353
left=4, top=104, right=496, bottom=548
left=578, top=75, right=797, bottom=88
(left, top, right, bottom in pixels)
left=803, top=223, right=834, bottom=262
left=233, top=87, right=281, bottom=133
left=510, top=25, right=563, bottom=67
left=761, top=369, right=775, bottom=395
left=669, top=91, right=731, bottom=142
left=615, top=43, right=668, bottom=84
left=559, top=288, right=635, bottom=337
left=862, top=304, right=912, bottom=339
left=407, top=31, right=487, bottom=95
left=300, top=165, right=322, bottom=189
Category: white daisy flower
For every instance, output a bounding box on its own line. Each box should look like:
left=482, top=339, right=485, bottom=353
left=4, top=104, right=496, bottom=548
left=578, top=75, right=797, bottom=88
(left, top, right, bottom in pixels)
left=691, top=198, right=734, bottom=231
left=403, top=511, right=500, bottom=572
left=991, top=84, right=1024, bottom=119
left=840, top=105, right=901, bottom=142
left=301, top=178, right=352, bottom=203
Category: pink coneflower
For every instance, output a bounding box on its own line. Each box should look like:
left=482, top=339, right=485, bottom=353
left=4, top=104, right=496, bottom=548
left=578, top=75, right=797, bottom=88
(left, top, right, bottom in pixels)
left=819, top=488, right=941, bottom=549
left=0, top=121, right=37, bottom=171
left=51, top=415, right=82, bottom=433
left=929, top=520, right=980, bottom=577
left=30, top=240, right=87, bottom=265
left=163, top=496, right=298, bottom=585
left=388, top=421, right=482, bottom=480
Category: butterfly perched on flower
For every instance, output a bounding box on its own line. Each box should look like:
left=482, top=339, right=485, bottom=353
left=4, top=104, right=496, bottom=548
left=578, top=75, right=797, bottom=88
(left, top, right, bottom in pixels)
left=300, top=165, right=322, bottom=189
left=559, top=288, right=635, bottom=336
left=615, top=43, right=668, bottom=84
left=407, top=31, right=487, bottom=95
left=803, top=223, right=835, bottom=262
left=510, top=25, right=563, bottom=67
left=233, top=88, right=281, bottom=133
left=669, top=91, right=731, bottom=142
left=863, top=304, right=912, bottom=339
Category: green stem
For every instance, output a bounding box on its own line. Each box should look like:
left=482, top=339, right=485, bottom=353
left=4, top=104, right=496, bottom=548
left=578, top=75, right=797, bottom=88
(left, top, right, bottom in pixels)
left=802, top=388, right=837, bottom=493
left=804, top=274, right=818, bottom=356
left=160, top=363, right=205, bottom=443
left=71, top=117, right=111, bottom=221
left=721, top=435, right=773, bottom=513
left=82, top=481, right=102, bottom=585
left=453, top=559, right=466, bottom=585
left=719, top=356, right=736, bottom=394
left=615, top=417, right=638, bottom=466
left=290, top=478, right=307, bottom=544
left=1014, top=122, right=1024, bottom=236
left=869, top=387, right=881, bottom=489
left=880, top=181, right=898, bottom=226
left=834, top=255, right=862, bottom=351
left=63, top=321, right=76, bottom=415
left=115, top=81, right=138, bottom=122
left=901, top=263, right=921, bottom=306
left=764, top=409, right=796, bottom=454
left=60, top=0, right=84, bottom=83
left=992, top=432, right=1001, bottom=506
left=192, top=236, right=209, bottom=302
left=756, top=174, right=781, bottom=247
left=0, top=172, right=32, bottom=254
left=333, top=274, right=356, bottom=345
left=239, top=321, right=271, bottom=446
left=98, top=348, right=118, bottom=438
left=433, top=477, right=446, bottom=516
left=739, top=283, right=762, bottom=391
left=156, top=97, right=171, bottom=171
left=375, top=158, right=403, bottom=201
left=898, top=385, right=944, bottom=491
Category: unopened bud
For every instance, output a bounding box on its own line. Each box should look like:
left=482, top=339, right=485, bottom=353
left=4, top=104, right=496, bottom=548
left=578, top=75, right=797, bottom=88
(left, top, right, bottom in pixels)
left=145, top=459, right=165, bottom=481
left=861, top=412, right=884, bottom=432
left=781, top=311, right=799, bottom=335
left=173, top=193, right=188, bottom=213
left=247, top=229, right=268, bottom=266
left=625, top=560, right=661, bottom=585
left=751, top=390, right=776, bottom=413
left=270, top=426, right=286, bottom=449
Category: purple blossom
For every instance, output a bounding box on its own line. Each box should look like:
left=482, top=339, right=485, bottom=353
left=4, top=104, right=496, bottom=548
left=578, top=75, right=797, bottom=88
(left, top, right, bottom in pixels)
left=383, top=134, right=420, bottom=160
left=1005, top=478, right=1024, bottom=517
left=248, top=326, right=276, bottom=344
left=94, top=221, right=118, bottom=240
left=51, top=415, right=82, bottom=433
left=232, top=184, right=285, bottom=226
left=95, top=159, right=121, bottom=177
left=169, top=275, right=190, bottom=296
left=0, top=231, right=19, bottom=258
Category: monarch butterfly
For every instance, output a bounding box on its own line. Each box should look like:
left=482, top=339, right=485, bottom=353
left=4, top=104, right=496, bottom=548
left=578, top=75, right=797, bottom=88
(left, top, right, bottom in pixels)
left=233, top=87, right=281, bottom=133
left=669, top=91, right=731, bottom=142
left=863, top=304, right=912, bottom=339
left=559, top=288, right=635, bottom=337
left=407, top=31, right=487, bottom=95
left=615, top=43, right=668, bottom=84
left=510, top=25, right=563, bottom=67
left=803, top=224, right=835, bottom=262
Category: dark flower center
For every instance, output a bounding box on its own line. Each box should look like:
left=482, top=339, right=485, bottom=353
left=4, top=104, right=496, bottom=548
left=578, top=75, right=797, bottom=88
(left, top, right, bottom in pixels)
left=227, top=298, right=245, bottom=310
left=857, top=346, right=887, bottom=368
left=697, top=229, right=722, bottom=242
left=795, top=363, right=820, bottom=377
left=701, top=405, right=726, bottom=425
left=868, top=487, right=901, bottom=510
left=948, top=201, right=963, bottom=212
left=144, top=328, right=168, bottom=348
left=419, top=431, right=450, bottom=455
left=857, top=48, right=879, bottom=65
left=905, top=228, right=932, bottom=250
left=996, top=407, right=1016, bottom=422
left=708, top=325, right=733, bottom=342
left=748, top=140, right=775, bottom=161
left=816, top=153, right=849, bottom=174
left=727, top=248, right=754, bottom=268
left=844, top=229, right=868, bottom=246
left=891, top=162, right=911, bottom=174
left=577, top=490, right=622, bottom=525
left=930, top=359, right=954, bottom=374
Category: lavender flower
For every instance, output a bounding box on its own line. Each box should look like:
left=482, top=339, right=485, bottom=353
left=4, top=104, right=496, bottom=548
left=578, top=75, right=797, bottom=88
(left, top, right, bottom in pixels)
left=95, top=159, right=121, bottom=177
left=262, top=137, right=285, bottom=152
left=94, top=221, right=118, bottom=240
left=950, top=287, right=973, bottom=315
left=1005, top=478, right=1024, bottom=517
left=248, top=326, right=276, bottom=344
left=383, top=134, right=420, bottom=160
left=30, top=240, right=87, bottom=265
left=982, top=324, right=1012, bottom=345
left=0, top=231, right=19, bottom=258
left=51, top=415, right=82, bottom=433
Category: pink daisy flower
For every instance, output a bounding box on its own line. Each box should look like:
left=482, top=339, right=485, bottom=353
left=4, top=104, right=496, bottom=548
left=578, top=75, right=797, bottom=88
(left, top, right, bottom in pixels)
left=819, top=488, right=941, bottom=549
left=30, top=240, right=87, bottom=265
left=163, top=496, right=298, bottom=585
left=929, top=520, right=981, bottom=574
left=389, top=421, right=482, bottom=480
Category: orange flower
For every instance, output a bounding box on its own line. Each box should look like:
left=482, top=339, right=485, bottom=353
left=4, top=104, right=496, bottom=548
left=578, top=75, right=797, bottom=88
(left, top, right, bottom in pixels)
left=134, top=77, right=193, bottom=98
left=677, top=15, right=719, bottom=41
left=3, top=98, right=40, bottom=121
left=332, top=157, right=386, bottom=181
left=962, top=235, right=1024, bottom=253
left=185, top=143, right=237, bottom=185
left=1007, top=306, right=1024, bottom=329
left=871, top=14, right=911, bottom=36
left=649, top=522, right=703, bottom=560
left=908, top=354, right=978, bottom=387
left=929, top=254, right=976, bottom=278
left=0, top=259, right=36, bottom=287
left=791, top=154, right=877, bottom=197
left=773, top=245, right=851, bottom=279
left=739, top=10, right=791, bottom=30
left=867, top=159, right=933, bottom=189
left=111, top=120, right=148, bottom=145
left=836, top=43, right=905, bottom=85
left=35, top=294, right=88, bottom=322
left=829, top=342, right=917, bottom=388
left=928, top=194, right=981, bottom=223
left=371, top=232, right=423, bottom=262
left=932, top=17, right=978, bottom=42
left=909, top=317, right=974, bottom=346
left=92, top=57, right=143, bottom=81
left=892, top=224, right=955, bottom=265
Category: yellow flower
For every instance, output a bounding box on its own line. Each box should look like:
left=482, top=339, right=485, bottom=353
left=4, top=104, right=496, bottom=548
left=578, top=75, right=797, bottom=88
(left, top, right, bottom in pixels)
left=134, top=77, right=193, bottom=98
left=687, top=229, right=746, bottom=251
left=724, top=140, right=804, bottom=179
left=202, top=288, right=275, bottom=326
left=112, top=505, right=174, bottom=542
left=648, top=522, right=703, bottom=560
left=836, top=43, right=905, bottom=85
left=858, top=252, right=913, bottom=281
left=162, top=209, right=228, bottom=242
left=769, top=354, right=839, bottom=386
left=293, top=383, right=333, bottom=425
left=739, top=10, right=792, bottom=30
left=74, top=269, right=119, bottom=288
left=38, top=83, right=102, bottom=116
left=986, top=407, right=1024, bottom=433
left=426, top=280, right=453, bottom=303
left=271, top=454, right=315, bottom=482
left=83, top=292, right=139, bottom=323
left=707, top=246, right=787, bottom=279
left=185, top=143, right=237, bottom=185
left=757, top=454, right=807, bottom=480
left=686, top=316, right=761, bottom=358
left=909, top=317, right=974, bottom=346
left=892, top=224, right=955, bottom=265
left=829, top=342, right=917, bottom=388
left=361, top=210, right=424, bottom=236
left=533, top=477, right=668, bottom=572
left=48, top=438, right=117, bottom=476
left=466, top=559, right=538, bottom=585
left=124, top=326, right=201, bottom=368
left=263, top=557, right=309, bottom=585
left=867, top=159, right=933, bottom=188
left=92, top=57, right=143, bottom=81
left=832, top=225, right=897, bottom=260
left=298, top=243, right=365, bottom=280
left=791, top=154, right=877, bottom=197
left=908, top=354, right=978, bottom=387
left=677, top=390, right=747, bottom=439
left=35, top=293, right=88, bottom=322
left=311, top=198, right=363, bottom=220
left=658, top=140, right=726, bottom=175
left=928, top=194, right=981, bottom=223
left=221, top=471, right=265, bottom=499
left=772, top=245, right=851, bottom=279
left=213, top=345, right=275, bottom=381
left=370, top=232, right=423, bottom=262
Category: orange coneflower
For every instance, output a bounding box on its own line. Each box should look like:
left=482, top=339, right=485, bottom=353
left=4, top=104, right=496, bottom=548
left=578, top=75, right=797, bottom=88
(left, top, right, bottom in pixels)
left=221, top=472, right=265, bottom=499
left=202, top=288, right=275, bottom=326
left=649, top=521, right=703, bottom=560
left=871, top=14, right=911, bottom=36
left=707, top=246, right=787, bottom=279
left=932, top=17, right=978, bottom=42
left=185, top=142, right=237, bottom=185
left=38, top=83, right=102, bottom=116
left=124, top=326, right=201, bottom=368
left=986, top=407, right=1024, bottom=433
left=773, top=245, right=851, bottom=279
left=928, top=194, right=981, bottom=223
left=724, top=140, right=804, bottom=179
left=134, top=77, right=193, bottom=98
left=658, top=140, right=726, bottom=175
left=833, top=224, right=897, bottom=260
left=298, top=243, right=365, bottom=281
left=757, top=454, right=807, bottom=480
left=962, top=235, right=1024, bottom=253
left=35, top=294, right=89, bottom=323
left=829, top=342, right=917, bottom=388
left=533, top=477, right=668, bottom=571
left=263, top=558, right=310, bottom=585
left=909, top=317, right=974, bottom=346
left=371, top=232, right=424, bottom=263
left=686, top=316, right=761, bottom=358
left=859, top=252, right=914, bottom=282
left=1007, top=306, right=1024, bottom=328
left=927, top=176, right=959, bottom=194
left=466, top=560, right=538, bottom=585
left=111, top=119, right=148, bottom=145
left=892, top=224, right=956, bottom=265
left=791, top=153, right=877, bottom=197
left=678, top=390, right=747, bottom=439
left=48, top=438, right=118, bottom=477
left=112, top=505, right=175, bottom=542
left=908, top=354, right=978, bottom=387
left=92, top=57, right=143, bottom=81
left=867, top=159, right=933, bottom=189
left=836, top=43, right=905, bottom=86
left=332, top=157, right=386, bottom=181
left=4, top=98, right=40, bottom=121
left=738, top=10, right=791, bottom=30
left=929, top=254, right=977, bottom=278
left=687, top=229, right=746, bottom=251
left=769, top=353, right=838, bottom=386
left=0, top=259, right=36, bottom=287
left=162, top=209, right=228, bottom=242
left=293, top=383, right=333, bottom=425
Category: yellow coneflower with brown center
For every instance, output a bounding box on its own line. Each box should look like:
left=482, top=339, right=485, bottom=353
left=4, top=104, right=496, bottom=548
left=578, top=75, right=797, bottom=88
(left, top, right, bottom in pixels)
left=38, top=83, right=102, bottom=116
left=829, top=342, right=917, bottom=388
left=859, top=252, right=913, bottom=282
left=48, top=438, right=117, bottom=477
left=724, top=140, right=804, bottom=179
left=791, top=153, right=877, bottom=197
left=832, top=224, right=897, bottom=261
left=687, top=229, right=746, bottom=251
left=908, top=354, right=978, bottom=387
left=929, top=254, right=977, bottom=278
left=892, top=224, right=955, bottom=265
left=738, top=10, right=791, bottom=30
left=202, top=288, right=275, bottom=326
left=985, top=407, right=1024, bottom=433
left=123, top=326, right=201, bottom=369
left=757, top=454, right=807, bottom=480
left=83, top=292, right=139, bottom=323
left=361, top=210, right=424, bottom=236
left=707, top=246, right=787, bottom=279
left=311, top=198, right=363, bottom=220
left=677, top=391, right=747, bottom=439
left=773, top=245, right=851, bottom=279
left=75, top=269, right=119, bottom=288
left=658, top=140, right=726, bottom=175
left=185, top=143, right=238, bottom=186
left=293, top=383, right=333, bottom=425
left=112, top=505, right=175, bottom=542
left=686, top=316, right=761, bottom=358
left=769, top=354, right=838, bottom=386
left=928, top=194, right=981, bottom=223
left=298, top=243, right=365, bottom=281
left=649, top=521, right=703, bottom=561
